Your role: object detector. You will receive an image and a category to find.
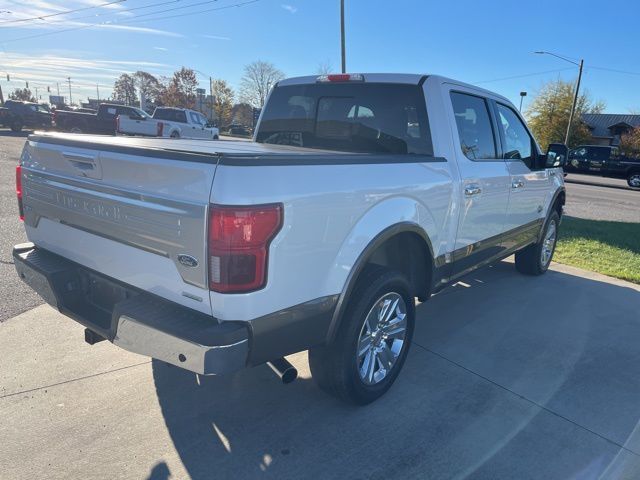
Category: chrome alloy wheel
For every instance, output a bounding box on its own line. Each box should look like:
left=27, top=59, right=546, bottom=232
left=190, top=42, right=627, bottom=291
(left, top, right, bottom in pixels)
left=540, top=220, right=557, bottom=267
left=356, top=292, right=408, bottom=386
left=629, top=174, right=640, bottom=188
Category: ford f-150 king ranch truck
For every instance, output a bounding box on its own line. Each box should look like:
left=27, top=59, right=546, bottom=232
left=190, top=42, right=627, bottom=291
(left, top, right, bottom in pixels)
left=117, top=107, right=220, bottom=140
left=13, top=73, right=568, bottom=404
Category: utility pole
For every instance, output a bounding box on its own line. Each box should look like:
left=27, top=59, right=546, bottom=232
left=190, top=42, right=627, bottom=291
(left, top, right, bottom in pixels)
left=96, top=83, right=100, bottom=101
left=209, top=76, right=214, bottom=122
left=57, top=82, right=60, bottom=96
left=534, top=51, right=584, bottom=146
left=35, top=86, right=39, bottom=101
left=340, top=0, right=346, bottom=73
left=565, top=59, right=584, bottom=146
left=67, top=77, right=72, bottom=105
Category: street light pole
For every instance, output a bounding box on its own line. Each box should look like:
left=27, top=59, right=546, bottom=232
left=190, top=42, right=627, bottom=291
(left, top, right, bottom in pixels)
left=533, top=51, right=583, bottom=146
left=340, top=0, right=346, bottom=73
left=519, top=91, right=527, bottom=112
left=565, top=59, right=584, bottom=146
left=67, top=77, right=72, bottom=105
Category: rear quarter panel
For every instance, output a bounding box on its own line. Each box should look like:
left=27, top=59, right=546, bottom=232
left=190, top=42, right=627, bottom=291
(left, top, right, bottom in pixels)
left=209, top=159, right=454, bottom=321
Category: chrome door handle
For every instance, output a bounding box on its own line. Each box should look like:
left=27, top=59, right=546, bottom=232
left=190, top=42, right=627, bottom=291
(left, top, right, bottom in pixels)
left=512, top=179, right=525, bottom=189
left=464, top=184, right=482, bottom=196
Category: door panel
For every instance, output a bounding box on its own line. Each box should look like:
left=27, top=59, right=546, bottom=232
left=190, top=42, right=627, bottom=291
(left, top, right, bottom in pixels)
left=446, top=89, right=511, bottom=275
left=494, top=102, right=549, bottom=247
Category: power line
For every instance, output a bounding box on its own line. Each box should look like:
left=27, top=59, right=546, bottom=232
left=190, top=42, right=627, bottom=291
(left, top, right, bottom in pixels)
left=18, top=0, right=186, bottom=27
left=0, top=0, right=260, bottom=43
left=588, top=66, right=640, bottom=77
left=474, top=67, right=575, bottom=84
left=0, top=0, right=126, bottom=24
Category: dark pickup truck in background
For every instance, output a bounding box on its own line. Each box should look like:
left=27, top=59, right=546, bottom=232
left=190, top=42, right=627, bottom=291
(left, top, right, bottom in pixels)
left=565, top=145, right=640, bottom=188
left=0, top=100, right=52, bottom=132
left=53, top=103, right=149, bottom=135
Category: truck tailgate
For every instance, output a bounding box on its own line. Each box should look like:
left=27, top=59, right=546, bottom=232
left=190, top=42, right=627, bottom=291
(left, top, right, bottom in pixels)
left=20, top=133, right=218, bottom=315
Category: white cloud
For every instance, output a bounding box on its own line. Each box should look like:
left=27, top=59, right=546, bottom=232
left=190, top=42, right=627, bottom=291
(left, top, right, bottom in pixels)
left=0, top=51, right=176, bottom=100
left=0, top=1, right=180, bottom=39
left=153, top=46, right=168, bottom=51
left=201, top=34, right=231, bottom=41
left=281, top=4, right=297, bottom=14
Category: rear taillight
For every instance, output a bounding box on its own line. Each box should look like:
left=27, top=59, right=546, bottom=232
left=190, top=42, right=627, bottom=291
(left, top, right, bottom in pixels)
left=208, top=204, right=283, bottom=293
left=157, top=121, right=163, bottom=137
left=16, top=165, right=24, bottom=221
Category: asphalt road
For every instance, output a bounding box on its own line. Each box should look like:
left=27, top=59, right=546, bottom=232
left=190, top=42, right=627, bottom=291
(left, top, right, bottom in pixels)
left=0, top=132, right=42, bottom=321
left=2, top=261, right=640, bottom=479
left=564, top=174, right=640, bottom=223
left=0, top=131, right=638, bottom=322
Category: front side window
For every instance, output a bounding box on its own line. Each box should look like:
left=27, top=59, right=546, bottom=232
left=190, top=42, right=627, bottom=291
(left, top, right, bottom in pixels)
left=496, top=103, right=534, bottom=168
left=450, top=92, right=496, bottom=160
left=256, top=83, right=432, bottom=155
left=189, top=112, right=202, bottom=125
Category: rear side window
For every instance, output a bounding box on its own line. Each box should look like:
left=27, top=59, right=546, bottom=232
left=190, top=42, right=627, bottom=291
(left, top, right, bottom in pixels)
left=256, top=83, right=432, bottom=155
left=450, top=92, right=496, bottom=160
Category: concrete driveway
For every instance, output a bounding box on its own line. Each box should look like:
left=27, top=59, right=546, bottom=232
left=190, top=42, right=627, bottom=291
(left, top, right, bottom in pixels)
left=1, top=261, right=640, bottom=480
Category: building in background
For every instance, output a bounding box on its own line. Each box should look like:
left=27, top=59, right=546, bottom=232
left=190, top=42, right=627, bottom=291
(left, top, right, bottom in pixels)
left=580, top=114, right=640, bottom=146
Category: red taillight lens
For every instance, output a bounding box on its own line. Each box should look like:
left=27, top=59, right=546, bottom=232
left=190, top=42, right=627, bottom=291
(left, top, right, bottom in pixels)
left=157, top=121, right=163, bottom=137
left=16, top=165, right=24, bottom=221
left=208, top=204, right=283, bottom=293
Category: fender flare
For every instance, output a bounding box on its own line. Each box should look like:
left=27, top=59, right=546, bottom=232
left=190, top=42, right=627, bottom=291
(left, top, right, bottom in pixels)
left=325, top=222, right=435, bottom=343
left=538, top=186, right=566, bottom=242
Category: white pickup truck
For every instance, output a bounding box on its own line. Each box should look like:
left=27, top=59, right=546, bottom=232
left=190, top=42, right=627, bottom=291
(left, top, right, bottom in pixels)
left=117, top=107, right=220, bottom=140
left=14, top=73, right=567, bottom=404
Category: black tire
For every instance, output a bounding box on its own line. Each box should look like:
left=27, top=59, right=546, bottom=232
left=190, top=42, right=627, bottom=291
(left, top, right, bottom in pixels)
left=69, top=126, right=83, bottom=134
left=627, top=171, right=640, bottom=189
left=213, top=135, right=219, bottom=140
left=515, top=210, right=560, bottom=275
left=170, top=131, right=180, bottom=139
left=10, top=120, right=22, bottom=132
left=309, top=267, right=415, bottom=405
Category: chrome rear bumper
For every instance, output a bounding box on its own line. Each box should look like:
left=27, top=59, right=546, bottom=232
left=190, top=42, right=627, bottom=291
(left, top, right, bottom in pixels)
left=13, top=243, right=249, bottom=376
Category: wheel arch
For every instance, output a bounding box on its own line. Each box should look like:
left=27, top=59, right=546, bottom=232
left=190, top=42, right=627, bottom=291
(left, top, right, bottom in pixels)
left=325, top=222, right=436, bottom=344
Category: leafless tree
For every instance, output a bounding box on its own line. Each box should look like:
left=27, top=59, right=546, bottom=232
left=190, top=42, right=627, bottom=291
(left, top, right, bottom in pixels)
left=316, top=59, right=333, bottom=75
left=239, top=60, right=285, bottom=108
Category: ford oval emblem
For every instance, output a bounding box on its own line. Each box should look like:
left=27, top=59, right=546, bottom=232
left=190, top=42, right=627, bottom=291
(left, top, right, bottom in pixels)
left=177, top=254, right=199, bottom=268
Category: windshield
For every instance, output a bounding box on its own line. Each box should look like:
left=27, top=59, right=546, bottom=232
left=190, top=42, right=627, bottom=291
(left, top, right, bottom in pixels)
left=256, top=83, right=432, bottom=155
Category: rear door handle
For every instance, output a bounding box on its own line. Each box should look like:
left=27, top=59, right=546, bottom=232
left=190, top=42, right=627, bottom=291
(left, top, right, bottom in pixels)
left=512, top=179, right=525, bottom=189
left=464, top=184, right=482, bottom=196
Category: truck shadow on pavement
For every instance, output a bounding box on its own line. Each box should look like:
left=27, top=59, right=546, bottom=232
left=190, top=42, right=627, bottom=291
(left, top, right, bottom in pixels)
left=151, top=261, right=640, bottom=480
left=0, top=129, right=30, bottom=138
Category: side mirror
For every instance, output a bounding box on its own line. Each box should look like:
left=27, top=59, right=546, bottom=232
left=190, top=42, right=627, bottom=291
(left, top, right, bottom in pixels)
left=545, top=143, right=568, bottom=167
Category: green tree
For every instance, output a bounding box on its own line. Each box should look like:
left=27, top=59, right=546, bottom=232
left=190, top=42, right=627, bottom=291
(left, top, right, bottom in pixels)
left=210, top=79, right=234, bottom=126
left=239, top=60, right=284, bottom=108
left=112, top=74, right=138, bottom=105
left=9, top=88, right=36, bottom=102
left=160, top=67, right=198, bottom=108
left=525, top=79, right=605, bottom=148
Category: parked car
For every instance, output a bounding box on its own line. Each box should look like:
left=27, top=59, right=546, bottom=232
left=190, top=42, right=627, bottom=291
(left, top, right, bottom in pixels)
left=53, top=103, right=149, bottom=135
left=118, top=107, right=220, bottom=140
left=0, top=100, right=52, bottom=132
left=14, top=73, right=567, bottom=405
left=226, top=124, right=252, bottom=137
left=566, top=145, right=640, bottom=188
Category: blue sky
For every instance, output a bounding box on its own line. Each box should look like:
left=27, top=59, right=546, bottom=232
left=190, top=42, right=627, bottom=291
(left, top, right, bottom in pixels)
left=0, top=0, right=638, bottom=113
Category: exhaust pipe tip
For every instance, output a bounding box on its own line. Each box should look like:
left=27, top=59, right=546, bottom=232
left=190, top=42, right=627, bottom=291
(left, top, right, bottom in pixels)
left=267, top=358, right=298, bottom=384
